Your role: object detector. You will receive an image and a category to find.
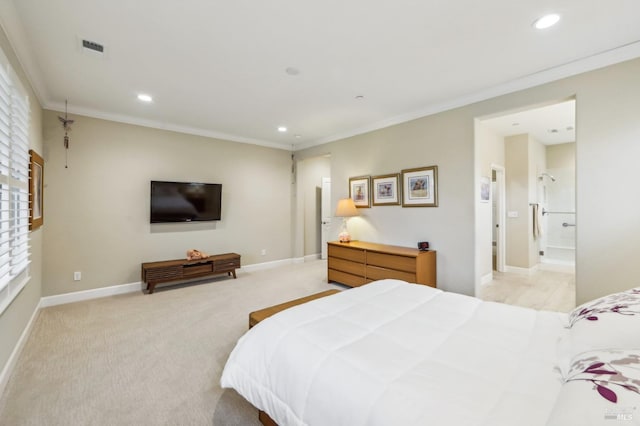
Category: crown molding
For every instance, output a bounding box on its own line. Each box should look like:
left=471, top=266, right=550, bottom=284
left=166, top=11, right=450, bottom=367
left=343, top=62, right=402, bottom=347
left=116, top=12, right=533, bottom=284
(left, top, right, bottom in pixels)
left=298, top=40, right=640, bottom=151
left=45, top=100, right=293, bottom=151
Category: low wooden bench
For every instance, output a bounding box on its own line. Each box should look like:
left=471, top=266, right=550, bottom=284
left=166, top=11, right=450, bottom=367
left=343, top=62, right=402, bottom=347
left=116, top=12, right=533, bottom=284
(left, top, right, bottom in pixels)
left=249, top=289, right=340, bottom=328
left=248, top=288, right=341, bottom=426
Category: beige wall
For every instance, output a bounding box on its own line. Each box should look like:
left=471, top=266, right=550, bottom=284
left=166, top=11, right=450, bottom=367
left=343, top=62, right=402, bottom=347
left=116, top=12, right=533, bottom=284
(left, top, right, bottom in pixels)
left=298, top=57, right=640, bottom=303
left=297, top=111, right=477, bottom=295
left=41, top=112, right=292, bottom=296
left=505, top=134, right=529, bottom=267
left=547, top=142, right=576, bottom=170
left=0, top=27, right=43, bottom=382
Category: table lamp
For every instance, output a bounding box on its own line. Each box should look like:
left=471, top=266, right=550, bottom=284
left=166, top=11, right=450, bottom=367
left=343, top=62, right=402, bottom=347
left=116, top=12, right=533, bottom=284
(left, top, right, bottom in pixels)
left=335, top=198, right=359, bottom=243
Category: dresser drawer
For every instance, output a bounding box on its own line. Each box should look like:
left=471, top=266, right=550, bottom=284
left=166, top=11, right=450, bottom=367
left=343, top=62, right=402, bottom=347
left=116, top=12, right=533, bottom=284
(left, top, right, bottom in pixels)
left=328, top=257, right=365, bottom=276
left=183, top=263, right=214, bottom=276
left=367, top=252, right=416, bottom=273
left=328, top=244, right=366, bottom=263
left=328, top=269, right=367, bottom=287
left=214, top=258, right=241, bottom=271
left=366, top=265, right=416, bottom=283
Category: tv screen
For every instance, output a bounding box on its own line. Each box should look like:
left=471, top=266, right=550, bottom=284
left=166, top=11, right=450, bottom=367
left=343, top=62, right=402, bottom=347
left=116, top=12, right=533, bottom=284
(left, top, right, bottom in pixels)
left=150, top=181, right=222, bottom=223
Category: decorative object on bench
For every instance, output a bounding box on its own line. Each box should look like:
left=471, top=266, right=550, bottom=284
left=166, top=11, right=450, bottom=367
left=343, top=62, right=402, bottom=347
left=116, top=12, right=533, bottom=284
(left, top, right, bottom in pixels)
left=334, top=198, right=359, bottom=243
left=186, top=249, right=209, bottom=260
left=141, top=252, right=240, bottom=294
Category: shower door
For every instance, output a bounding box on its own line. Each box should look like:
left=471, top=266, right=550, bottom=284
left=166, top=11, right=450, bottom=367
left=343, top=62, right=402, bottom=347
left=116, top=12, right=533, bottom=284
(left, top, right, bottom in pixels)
left=540, top=167, right=575, bottom=266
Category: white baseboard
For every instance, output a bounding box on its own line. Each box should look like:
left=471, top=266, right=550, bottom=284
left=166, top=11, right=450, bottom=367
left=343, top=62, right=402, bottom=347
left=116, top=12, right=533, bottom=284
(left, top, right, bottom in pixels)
left=480, top=272, right=493, bottom=286
left=538, top=262, right=575, bottom=273
left=241, top=256, right=322, bottom=271
left=0, top=299, right=40, bottom=399
left=240, top=258, right=297, bottom=272
left=504, top=264, right=539, bottom=275
left=41, top=257, right=320, bottom=306
left=40, top=281, right=143, bottom=308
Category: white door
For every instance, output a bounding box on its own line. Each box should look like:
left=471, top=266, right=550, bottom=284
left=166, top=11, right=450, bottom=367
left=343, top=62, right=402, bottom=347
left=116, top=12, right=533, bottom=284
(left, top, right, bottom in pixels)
left=320, top=177, right=331, bottom=259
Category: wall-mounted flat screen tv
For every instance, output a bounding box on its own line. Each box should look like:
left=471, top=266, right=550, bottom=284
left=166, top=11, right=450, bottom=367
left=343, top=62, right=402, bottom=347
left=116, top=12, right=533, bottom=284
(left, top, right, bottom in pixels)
left=150, top=181, right=222, bottom=223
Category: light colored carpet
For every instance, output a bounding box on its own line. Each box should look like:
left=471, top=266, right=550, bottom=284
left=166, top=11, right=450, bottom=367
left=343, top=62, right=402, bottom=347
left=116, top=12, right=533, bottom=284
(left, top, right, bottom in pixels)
left=0, top=260, right=574, bottom=425
left=0, top=259, right=342, bottom=426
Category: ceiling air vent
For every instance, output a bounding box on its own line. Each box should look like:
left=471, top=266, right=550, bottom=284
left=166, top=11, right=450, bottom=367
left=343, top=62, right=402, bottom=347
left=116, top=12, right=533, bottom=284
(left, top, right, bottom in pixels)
left=82, top=39, right=104, bottom=53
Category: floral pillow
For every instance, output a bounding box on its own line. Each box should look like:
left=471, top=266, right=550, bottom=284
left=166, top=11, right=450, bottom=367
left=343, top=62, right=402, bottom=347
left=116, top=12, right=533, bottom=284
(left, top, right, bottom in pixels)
left=568, top=287, right=640, bottom=327
left=547, top=349, right=640, bottom=426
left=558, top=287, right=640, bottom=368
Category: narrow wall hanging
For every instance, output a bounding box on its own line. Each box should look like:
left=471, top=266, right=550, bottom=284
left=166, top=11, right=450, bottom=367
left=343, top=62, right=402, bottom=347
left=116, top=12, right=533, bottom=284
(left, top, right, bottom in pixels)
left=58, top=99, right=74, bottom=168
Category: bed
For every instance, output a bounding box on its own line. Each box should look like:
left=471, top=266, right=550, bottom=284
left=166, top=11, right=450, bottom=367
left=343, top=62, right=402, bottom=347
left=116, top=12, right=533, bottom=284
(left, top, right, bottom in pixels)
left=221, top=279, right=640, bottom=425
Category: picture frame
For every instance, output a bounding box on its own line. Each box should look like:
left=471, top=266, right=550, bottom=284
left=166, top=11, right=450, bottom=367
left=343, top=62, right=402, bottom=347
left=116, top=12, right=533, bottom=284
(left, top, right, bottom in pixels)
left=480, top=176, right=490, bottom=202
left=349, top=176, right=371, bottom=208
left=372, top=173, right=400, bottom=206
left=29, top=149, right=44, bottom=230
left=401, top=165, right=438, bottom=207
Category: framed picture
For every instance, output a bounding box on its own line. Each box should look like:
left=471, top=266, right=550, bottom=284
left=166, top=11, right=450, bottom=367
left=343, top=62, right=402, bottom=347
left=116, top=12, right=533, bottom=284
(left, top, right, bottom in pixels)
left=349, top=176, right=370, bottom=208
left=480, top=176, right=490, bottom=202
left=401, top=165, right=438, bottom=207
left=29, top=149, right=44, bottom=230
left=372, top=174, right=400, bottom=206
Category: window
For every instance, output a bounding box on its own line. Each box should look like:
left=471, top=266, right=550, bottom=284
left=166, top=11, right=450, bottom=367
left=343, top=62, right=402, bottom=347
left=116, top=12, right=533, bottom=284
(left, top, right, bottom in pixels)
left=0, top=47, right=31, bottom=315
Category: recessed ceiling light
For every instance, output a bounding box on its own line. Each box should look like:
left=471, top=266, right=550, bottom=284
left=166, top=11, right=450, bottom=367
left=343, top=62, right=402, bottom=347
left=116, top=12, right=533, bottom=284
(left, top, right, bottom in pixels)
left=355, top=95, right=365, bottom=100
left=533, top=13, right=560, bottom=30
left=294, top=134, right=301, bottom=139
left=278, top=126, right=287, bottom=132
left=137, top=94, right=153, bottom=102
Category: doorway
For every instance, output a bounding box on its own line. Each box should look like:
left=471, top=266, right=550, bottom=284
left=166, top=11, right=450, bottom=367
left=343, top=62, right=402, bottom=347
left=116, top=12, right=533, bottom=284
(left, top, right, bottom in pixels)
left=475, top=98, right=576, bottom=308
left=294, top=155, right=331, bottom=261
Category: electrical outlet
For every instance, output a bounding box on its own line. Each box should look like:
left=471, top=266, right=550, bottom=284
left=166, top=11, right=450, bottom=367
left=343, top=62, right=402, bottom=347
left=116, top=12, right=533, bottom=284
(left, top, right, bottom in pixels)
left=261, top=249, right=266, bottom=256
left=74, top=271, right=81, bottom=281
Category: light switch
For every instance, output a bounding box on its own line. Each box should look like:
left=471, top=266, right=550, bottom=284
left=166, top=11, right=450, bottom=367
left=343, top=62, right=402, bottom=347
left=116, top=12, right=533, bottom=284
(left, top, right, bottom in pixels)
left=507, top=211, right=519, bottom=218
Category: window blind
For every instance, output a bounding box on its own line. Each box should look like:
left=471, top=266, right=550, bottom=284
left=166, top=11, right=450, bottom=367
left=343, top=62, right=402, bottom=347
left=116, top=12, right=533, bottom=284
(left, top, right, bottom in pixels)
left=0, top=51, right=31, bottom=314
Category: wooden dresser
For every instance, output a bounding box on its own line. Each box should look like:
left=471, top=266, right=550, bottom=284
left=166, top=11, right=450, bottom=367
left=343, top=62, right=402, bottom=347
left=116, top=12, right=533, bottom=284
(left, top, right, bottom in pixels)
left=327, top=241, right=436, bottom=287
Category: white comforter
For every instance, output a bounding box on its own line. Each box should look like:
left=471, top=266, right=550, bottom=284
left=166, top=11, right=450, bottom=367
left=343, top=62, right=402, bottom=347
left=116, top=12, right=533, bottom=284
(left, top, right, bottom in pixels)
left=221, top=279, right=568, bottom=426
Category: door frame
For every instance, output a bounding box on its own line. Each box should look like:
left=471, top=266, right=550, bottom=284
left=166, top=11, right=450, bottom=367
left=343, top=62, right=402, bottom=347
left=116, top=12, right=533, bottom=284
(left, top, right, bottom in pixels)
left=320, top=177, right=331, bottom=259
left=492, top=164, right=506, bottom=273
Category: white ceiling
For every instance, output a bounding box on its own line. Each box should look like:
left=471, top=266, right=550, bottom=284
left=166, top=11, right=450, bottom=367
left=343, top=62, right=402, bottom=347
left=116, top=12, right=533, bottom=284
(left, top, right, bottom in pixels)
left=482, top=99, right=576, bottom=145
left=1, top=0, right=639, bottom=150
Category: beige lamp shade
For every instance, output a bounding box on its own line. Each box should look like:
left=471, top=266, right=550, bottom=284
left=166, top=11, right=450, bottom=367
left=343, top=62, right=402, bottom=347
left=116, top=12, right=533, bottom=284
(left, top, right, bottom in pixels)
left=335, top=198, right=358, bottom=242
left=335, top=198, right=359, bottom=217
